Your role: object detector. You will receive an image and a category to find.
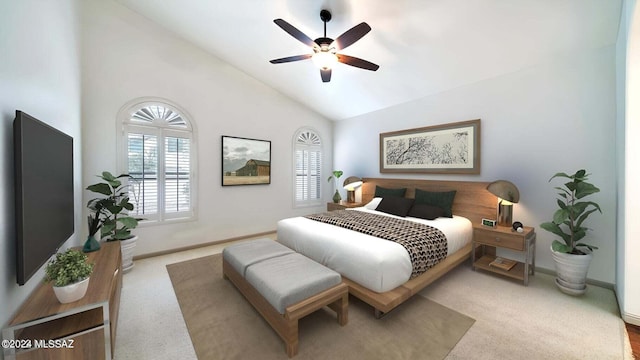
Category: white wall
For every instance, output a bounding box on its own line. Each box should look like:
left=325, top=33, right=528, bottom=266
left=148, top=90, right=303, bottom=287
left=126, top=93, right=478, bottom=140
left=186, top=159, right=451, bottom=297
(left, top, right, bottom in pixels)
left=334, top=46, right=617, bottom=283
left=618, top=0, right=640, bottom=325
left=80, top=0, right=333, bottom=256
left=0, top=0, right=82, bottom=329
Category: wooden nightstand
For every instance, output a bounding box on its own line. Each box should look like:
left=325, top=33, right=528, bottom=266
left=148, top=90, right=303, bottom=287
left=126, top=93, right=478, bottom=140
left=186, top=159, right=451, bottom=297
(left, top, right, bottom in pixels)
left=471, top=224, right=536, bottom=285
left=327, top=201, right=365, bottom=211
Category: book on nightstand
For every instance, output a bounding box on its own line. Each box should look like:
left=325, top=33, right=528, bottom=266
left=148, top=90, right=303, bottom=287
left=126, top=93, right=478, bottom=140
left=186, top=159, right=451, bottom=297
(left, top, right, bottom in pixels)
left=489, top=257, right=517, bottom=271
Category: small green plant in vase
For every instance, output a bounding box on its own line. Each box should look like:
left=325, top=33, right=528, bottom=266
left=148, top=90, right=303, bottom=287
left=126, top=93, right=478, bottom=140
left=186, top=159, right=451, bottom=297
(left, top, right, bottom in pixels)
left=327, top=170, right=343, bottom=203
left=45, top=249, right=94, bottom=303
left=83, top=213, right=102, bottom=253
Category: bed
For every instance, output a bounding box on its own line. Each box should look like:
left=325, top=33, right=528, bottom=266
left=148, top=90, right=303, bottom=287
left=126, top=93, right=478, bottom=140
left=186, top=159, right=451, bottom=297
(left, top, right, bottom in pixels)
left=277, top=178, right=496, bottom=317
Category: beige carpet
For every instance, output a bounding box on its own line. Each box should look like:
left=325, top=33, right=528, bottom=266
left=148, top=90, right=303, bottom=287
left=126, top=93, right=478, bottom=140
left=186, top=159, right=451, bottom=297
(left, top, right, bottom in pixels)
left=166, top=254, right=475, bottom=360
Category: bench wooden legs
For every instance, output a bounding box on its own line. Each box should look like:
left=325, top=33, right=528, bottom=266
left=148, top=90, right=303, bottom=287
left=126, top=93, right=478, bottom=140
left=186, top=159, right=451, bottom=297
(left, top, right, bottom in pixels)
left=223, top=259, right=349, bottom=357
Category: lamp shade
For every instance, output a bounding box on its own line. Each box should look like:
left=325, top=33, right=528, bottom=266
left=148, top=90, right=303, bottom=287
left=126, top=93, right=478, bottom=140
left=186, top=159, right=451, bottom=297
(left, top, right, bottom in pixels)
left=343, top=176, right=363, bottom=190
left=486, top=180, right=520, bottom=203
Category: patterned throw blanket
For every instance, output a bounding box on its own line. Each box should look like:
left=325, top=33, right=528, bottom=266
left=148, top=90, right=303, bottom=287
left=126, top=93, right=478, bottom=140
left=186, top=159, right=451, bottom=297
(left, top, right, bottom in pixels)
left=304, top=210, right=448, bottom=278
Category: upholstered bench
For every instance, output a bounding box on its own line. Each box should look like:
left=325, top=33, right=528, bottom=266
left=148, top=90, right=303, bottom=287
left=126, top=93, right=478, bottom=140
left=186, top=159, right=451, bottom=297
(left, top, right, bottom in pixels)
left=222, top=239, right=349, bottom=358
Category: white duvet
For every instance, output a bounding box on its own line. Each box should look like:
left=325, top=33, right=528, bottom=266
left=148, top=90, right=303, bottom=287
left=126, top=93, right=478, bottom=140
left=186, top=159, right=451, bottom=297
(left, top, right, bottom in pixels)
left=276, top=207, right=472, bottom=293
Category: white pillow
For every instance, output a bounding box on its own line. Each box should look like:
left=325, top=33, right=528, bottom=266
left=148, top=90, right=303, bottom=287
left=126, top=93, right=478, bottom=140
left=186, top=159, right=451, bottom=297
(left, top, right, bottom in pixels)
left=364, top=197, right=383, bottom=210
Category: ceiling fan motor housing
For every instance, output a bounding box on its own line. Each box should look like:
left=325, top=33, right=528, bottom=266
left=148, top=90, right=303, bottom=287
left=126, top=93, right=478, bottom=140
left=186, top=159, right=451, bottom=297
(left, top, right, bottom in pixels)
left=320, top=9, right=332, bottom=23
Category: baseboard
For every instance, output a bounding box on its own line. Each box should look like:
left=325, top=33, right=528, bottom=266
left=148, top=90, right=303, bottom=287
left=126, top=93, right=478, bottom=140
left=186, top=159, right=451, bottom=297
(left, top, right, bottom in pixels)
left=534, top=266, right=615, bottom=290
left=623, top=312, right=640, bottom=326
left=132, top=230, right=277, bottom=260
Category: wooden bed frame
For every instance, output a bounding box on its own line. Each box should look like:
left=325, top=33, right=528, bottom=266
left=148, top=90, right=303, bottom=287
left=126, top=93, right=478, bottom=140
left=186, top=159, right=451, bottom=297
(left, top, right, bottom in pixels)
left=345, top=177, right=496, bottom=317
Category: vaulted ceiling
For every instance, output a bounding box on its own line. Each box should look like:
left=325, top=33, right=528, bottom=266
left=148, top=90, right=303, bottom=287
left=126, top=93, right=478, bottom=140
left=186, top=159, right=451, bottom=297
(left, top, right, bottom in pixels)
left=114, top=0, right=621, bottom=121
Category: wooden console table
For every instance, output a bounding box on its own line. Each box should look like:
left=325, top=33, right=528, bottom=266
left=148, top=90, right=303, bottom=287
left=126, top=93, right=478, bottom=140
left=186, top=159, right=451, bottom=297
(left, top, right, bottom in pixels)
left=2, top=241, right=122, bottom=360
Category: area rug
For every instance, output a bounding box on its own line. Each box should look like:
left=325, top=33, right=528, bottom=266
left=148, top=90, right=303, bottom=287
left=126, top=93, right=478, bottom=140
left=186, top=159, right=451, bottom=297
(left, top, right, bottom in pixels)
left=167, top=254, right=475, bottom=360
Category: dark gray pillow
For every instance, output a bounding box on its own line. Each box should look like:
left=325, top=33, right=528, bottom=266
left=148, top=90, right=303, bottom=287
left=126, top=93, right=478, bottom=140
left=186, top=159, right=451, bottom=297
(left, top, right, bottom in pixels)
left=407, top=204, right=445, bottom=220
left=374, top=185, right=407, bottom=198
left=375, top=196, right=414, bottom=217
left=414, top=189, right=456, bottom=218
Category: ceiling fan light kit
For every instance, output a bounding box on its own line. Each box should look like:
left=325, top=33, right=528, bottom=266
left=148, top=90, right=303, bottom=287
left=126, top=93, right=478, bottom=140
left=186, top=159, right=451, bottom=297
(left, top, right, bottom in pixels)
left=270, top=9, right=379, bottom=83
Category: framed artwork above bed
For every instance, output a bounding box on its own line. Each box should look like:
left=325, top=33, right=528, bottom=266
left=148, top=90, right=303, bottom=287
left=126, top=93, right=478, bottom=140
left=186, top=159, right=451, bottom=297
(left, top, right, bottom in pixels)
left=379, top=119, right=481, bottom=174
left=222, top=136, right=271, bottom=186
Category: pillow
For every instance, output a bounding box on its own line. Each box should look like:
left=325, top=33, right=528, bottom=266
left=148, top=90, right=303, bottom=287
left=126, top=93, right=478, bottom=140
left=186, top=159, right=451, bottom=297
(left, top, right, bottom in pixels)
left=414, top=189, right=457, bottom=218
left=374, top=185, right=407, bottom=198
left=364, top=197, right=383, bottom=210
left=407, top=204, right=445, bottom=220
left=375, top=196, right=414, bottom=217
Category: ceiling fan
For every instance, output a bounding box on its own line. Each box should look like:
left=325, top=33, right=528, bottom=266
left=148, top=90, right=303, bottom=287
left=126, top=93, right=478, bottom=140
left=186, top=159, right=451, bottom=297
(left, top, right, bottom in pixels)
left=269, top=9, right=379, bottom=83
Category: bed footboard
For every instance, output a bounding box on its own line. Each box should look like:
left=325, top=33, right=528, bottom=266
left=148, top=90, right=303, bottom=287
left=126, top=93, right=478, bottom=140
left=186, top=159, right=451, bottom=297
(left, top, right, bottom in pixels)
left=344, top=242, right=472, bottom=318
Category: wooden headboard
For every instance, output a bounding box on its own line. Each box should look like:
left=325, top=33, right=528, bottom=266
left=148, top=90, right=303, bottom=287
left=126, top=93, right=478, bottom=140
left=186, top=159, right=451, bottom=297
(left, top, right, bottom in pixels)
left=361, top=178, right=496, bottom=225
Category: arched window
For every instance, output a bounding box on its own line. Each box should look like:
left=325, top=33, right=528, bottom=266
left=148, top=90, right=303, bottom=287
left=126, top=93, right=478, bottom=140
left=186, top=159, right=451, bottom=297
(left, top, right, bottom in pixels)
left=118, top=99, right=196, bottom=223
left=293, top=128, right=322, bottom=207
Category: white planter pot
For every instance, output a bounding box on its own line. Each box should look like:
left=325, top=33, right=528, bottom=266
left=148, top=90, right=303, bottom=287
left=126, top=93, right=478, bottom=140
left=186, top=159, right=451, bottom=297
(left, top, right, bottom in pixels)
left=120, top=235, right=138, bottom=273
left=550, top=246, right=593, bottom=296
left=53, top=277, right=90, bottom=304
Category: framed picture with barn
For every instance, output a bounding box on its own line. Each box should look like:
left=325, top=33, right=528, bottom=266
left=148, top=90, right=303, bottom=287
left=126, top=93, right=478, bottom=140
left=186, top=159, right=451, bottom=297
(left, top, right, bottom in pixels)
left=222, top=135, right=271, bottom=186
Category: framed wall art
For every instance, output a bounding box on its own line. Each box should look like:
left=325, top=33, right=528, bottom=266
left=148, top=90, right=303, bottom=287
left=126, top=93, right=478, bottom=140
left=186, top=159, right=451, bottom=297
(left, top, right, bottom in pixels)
left=222, top=136, right=271, bottom=186
left=379, top=119, right=481, bottom=174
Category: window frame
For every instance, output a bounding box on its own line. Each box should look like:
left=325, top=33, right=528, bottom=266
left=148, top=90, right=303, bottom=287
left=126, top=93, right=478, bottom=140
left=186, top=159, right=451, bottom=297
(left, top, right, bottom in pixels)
left=117, top=97, right=197, bottom=225
left=292, top=127, right=323, bottom=208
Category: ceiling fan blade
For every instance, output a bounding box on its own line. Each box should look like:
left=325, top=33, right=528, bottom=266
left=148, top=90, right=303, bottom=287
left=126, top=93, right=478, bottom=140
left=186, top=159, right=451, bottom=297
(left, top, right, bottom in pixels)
left=273, top=19, right=316, bottom=47
left=320, top=69, right=332, bottom=82
left=334, top=22, right=372, bottom=50
left=269, top=54, right=312, bottom=64
left=337, top=54, right=379, bottom=71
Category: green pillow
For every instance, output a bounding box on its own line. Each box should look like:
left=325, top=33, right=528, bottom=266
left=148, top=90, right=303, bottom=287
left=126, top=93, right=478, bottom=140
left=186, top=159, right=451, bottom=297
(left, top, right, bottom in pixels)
left=414, top=189, right=457, bottom=218
left=375, top=197, right=414, bottom=217
left=374, top=185, right=407, bottom=198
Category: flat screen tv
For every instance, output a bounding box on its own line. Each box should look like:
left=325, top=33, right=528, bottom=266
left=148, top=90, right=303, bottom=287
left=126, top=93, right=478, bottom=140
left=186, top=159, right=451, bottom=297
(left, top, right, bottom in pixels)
left=14, top=110, right=74, bottom=286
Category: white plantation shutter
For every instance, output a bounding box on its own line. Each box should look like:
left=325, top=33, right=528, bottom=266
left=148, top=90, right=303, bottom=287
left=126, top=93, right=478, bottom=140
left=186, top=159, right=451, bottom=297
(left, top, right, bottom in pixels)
left=164, top=136, right=190, bottom=214
left=294, top=129, right=322, bottom=206
left=295, top=150, right=308, bottom=201
left=127, top=133, right=158, bottom=218
left=121, top=100, right=195, bottom=223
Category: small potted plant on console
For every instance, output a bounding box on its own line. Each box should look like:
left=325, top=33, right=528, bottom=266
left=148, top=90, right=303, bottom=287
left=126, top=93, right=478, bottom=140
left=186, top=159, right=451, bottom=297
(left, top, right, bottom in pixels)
left=45, top=248, right=94, bottom=303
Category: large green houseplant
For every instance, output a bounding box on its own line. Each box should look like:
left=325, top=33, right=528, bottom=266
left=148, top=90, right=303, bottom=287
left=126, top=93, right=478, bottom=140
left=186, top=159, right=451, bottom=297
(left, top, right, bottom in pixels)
left=45, top=248, right=94, bottom=303
left=87, top=171, right=142, bottom=272
left=87, top=171, right=140, bottom=241
left=540, top=169, right=601, bottom=295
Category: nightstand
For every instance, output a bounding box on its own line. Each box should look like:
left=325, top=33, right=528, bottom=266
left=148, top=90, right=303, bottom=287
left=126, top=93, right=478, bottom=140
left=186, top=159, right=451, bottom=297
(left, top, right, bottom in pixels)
left=471, top=224, right=536, bottom=285
left=327, top=201, right=365, bottom=211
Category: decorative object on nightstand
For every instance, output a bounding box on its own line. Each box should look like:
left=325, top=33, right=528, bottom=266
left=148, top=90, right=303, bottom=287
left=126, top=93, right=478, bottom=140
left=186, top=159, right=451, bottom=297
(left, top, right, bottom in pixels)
left=540, top=169, right=601, bottom=296
left=342, top=176, right=363, bottom=203
left=327, top=170, right=344, bottom=203
left=486, top=180, right=520, bottom=226
left=472, top=224, right=536, bottom=285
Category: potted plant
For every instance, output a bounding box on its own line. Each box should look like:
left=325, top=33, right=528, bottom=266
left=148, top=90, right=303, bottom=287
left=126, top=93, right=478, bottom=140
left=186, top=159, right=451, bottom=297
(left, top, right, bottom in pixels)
left=327, top=170, right=343, bottom=203
left=87, top=171, right=142, bottom=272
left=45, top=249, right=94, bottom=303
left=540, top=169, right=602, bottom=295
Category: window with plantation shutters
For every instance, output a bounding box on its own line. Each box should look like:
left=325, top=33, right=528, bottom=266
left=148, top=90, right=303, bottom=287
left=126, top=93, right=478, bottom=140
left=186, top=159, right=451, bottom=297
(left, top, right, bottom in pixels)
left=120, top=100, right=196, bottom=223
left=294, top=128, right=322, bottom=207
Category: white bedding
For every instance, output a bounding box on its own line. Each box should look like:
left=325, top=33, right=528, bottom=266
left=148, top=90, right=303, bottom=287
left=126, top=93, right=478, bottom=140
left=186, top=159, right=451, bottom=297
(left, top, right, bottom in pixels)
left=276, top=207, right=472, bottom=293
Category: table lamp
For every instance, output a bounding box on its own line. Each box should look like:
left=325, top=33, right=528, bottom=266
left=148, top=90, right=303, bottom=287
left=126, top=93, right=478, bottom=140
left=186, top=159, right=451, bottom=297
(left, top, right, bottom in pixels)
left=486, top=180, right=520, bottom=226
left=343, top=177, right=363, bottom=203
